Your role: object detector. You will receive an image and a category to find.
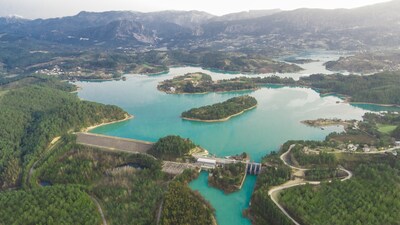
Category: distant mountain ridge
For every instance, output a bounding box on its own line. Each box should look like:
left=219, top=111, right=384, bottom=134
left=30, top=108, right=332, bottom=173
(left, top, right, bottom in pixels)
left=209, top=9, right=281, bottom=22
left=1, top=0, right=399, bottom=50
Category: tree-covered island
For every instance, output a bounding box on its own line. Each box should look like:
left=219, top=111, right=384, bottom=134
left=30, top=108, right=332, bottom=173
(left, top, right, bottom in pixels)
left=158, top=72, right=296, bottom=94
left=158, top=72, right=257, bottom=94
left=159, top=71, right=400, bottom=106
left=181, top=95, right=258, bottom=122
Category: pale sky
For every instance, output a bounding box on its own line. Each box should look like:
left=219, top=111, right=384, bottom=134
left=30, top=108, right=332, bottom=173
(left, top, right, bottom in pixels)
left=0, top=0, right=392, bottom=19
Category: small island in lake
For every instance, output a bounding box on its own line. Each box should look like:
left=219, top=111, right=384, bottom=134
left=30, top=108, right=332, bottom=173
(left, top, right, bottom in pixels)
left=208, top=163, right=247, bottom=193
left=284, top=58, right=319, bottom=64
left=158, top=72, right=297, bottom=94
left=302, top=118, right=355, bottom=128
left=182, top=95, right=258, bottom=122
left=158, top=72, right=258, bottom=94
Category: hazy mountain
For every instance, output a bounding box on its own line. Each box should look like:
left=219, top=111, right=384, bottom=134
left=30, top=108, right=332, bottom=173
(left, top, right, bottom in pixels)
left=0, top=1, right=399, bottom=49
left=80, top=20, right=155, bottom=44
left=202, top=0, right=400, bottom=49
left=0, top=10, right=213, bottom=45
left=210, top=9, right=281, bottom=22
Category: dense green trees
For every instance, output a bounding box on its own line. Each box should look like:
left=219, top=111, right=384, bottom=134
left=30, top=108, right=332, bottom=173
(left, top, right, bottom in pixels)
left=0, top=185, right=101, bottom=225
left=161, top=70, right=400, bottom=105
left=247, top=151, right=293, bottom=225
left=393, top=125, right=400, bottom=139
left=290, top=145, right=337, bottom=168
left=35, top=139, right=167, bottom=225
left=299, top=72, right=400, bottom=105
left=0, top=80, right=126, bottom=189
left=209, top=163, right=246, bottom=193
left=161, top=181, right=215, bottom=225
left=0, top=74, right=76, bottom=91
left=159, top=73, right=296, bottom=94
left=280, top=163, right=400, bottom=225
left=158, top=72, right=257, bottom=94
left=304, top=168, right=344, bottom=181
left=39, top=144, right=161, bottom=185
left=148, top=135, right=196, bottom=161
left=0, top=75, right=215, bottom=225
left=156, top=166, right=215, bottom=225
left=92, top=167, right=166, bottom=225
left=182, top=95, right=257, bottom=121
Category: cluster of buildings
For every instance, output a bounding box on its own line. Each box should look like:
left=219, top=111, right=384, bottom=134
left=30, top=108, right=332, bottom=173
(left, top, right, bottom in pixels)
left=35, top=65, right=64, bottom=76
left=346, top=144, right=377, bottom=153
left=34, top=65, right=115, bottom=80
left=195, top=157, right=242, bottom=169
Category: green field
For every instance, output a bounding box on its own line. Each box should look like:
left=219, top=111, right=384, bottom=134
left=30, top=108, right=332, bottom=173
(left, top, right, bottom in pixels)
left=0, top=90, right=8, bottom=98
left=377, top=123, right=397, bottom=134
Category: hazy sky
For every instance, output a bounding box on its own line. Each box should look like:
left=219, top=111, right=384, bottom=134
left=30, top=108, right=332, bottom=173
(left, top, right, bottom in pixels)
left=0, top=0, right=391, bottom=19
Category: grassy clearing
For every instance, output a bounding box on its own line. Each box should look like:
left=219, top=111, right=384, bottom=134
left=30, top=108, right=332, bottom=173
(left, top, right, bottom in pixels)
left=0, top=90, right=8, bottom=98
left=329, top=134, right=377, bottom=145
left=377, top=123, right=397, bottom=134
left=334, top=152, right=394, bottom=170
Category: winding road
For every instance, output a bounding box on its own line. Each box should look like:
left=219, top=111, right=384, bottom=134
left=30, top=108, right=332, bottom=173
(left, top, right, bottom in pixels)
left=27, top=136, right=62, bottom=187
left=268, top=144, right=353, bottom=225
left=90, top=195, right=108, bottom=225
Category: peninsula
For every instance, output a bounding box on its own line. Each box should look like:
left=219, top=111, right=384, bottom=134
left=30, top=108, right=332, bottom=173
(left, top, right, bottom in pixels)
left=181, top=95, right=257, bottom=122
left=158, top=72, right=257, bottom=94
left=208, top=162, right=246, bottom=193
left=301, top=118, right=355, bottom=129
left=158, top=72, right=296, bottom=94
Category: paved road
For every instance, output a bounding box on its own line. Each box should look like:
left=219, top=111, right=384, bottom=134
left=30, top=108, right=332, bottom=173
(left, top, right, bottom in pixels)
left=268, top=144, right=353, bottom=225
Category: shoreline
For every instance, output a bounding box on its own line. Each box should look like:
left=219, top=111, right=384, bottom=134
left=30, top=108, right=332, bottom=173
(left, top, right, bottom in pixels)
left=182, top=105, right=257, bottom=123
left=158, top=87, right=259, bottom=95
left=82, top=114, right=134, bottom=132
left=301, top=119, right=353, bottom=128
left=69, top=86, right=82, bottom=94
left=320, top=93, right=400, bottom=107
left=349, top=101, right=400, bottom=108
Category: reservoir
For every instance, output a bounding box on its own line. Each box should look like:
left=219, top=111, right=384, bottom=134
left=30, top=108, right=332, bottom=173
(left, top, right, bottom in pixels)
left=77, top=60, right=397, bottom=224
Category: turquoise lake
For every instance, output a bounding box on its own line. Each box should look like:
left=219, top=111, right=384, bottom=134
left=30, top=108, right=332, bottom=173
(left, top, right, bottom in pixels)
left=77, top=63, right=398, bottom=225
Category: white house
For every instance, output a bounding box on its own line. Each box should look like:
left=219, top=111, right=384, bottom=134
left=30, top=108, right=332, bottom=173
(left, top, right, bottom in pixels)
left=347, top=144, right=358, bottom=151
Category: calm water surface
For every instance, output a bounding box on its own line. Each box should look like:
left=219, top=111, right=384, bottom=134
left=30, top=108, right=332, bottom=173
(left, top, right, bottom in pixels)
left=77, top=61, right=396, bottom=225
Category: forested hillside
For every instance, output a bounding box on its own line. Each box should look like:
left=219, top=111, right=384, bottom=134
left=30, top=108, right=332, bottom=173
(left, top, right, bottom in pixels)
left=299, top=72, right=400, bottom=105
left=35, top=136, right=213, bottom=225
left=246, top=150, right=292, bottom=225
left=0, top=79, right=127, bottom=189
left=161, top=173, right=215, bottom=225
left=280, top=163, right=400, bottom=225
left=0, top=185, right=101, bottom=224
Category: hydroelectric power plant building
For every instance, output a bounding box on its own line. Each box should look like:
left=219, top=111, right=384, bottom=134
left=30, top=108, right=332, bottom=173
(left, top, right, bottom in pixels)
left=196, top=158, right=217, bottom=169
